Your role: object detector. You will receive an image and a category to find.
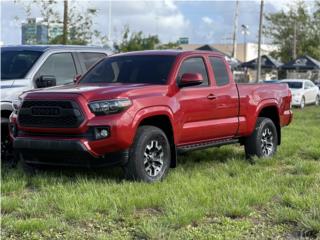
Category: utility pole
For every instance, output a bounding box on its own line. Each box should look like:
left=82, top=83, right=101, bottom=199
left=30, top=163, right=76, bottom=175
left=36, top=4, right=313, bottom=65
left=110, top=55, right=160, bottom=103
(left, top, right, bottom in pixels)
left=241, top=24, right=249, bottom=62
left=232, top=0, right=239, bottom=59
left=108, top=0, right=112, bottom=41
left=293, top=20, right=297, bottom=59
left=62, top=0, right=68, bottom=45
left=256, top=0, right=264, bottom=83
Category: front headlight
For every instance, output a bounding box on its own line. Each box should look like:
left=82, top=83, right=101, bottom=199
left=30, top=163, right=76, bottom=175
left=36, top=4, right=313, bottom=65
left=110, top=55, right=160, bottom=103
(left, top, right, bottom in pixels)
left=12, top=98, right=23, bottom=113
left=88, top=98, right=132, bottom=115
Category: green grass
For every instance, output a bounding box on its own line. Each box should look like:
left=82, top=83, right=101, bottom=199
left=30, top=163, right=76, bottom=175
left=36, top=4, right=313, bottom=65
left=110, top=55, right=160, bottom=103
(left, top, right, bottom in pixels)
left=1, top=106, right=320, bottom=239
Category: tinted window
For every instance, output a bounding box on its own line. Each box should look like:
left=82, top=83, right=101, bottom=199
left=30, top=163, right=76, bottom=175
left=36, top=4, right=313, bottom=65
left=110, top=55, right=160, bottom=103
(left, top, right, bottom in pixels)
left=307, top=81, right=315, bottom=88
left=81, top=55, right=175, bottom=85
left=36, top=53, right=76, bottom=85
left=209, top=57, right=229, bottom=86
left=177, top=57, right=209, bottom=86
left=1, top=50, right=42, bottom=80
left=284, top=82, right=303, bottom=89
left=80, top=52, right=106, bottom=70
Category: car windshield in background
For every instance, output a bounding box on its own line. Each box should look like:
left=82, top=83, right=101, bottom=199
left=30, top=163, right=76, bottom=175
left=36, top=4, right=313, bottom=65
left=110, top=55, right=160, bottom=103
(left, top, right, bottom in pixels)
left=1, top=50, right=42, bottom=80
left=284, top=82, right=303, bottom=89
left=80, top=55, right=175, bottom=85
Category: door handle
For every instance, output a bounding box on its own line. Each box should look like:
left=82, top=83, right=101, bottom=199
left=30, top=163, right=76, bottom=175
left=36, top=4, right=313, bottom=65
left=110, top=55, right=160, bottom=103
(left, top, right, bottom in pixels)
left=207, top=94, right=216, bottom=100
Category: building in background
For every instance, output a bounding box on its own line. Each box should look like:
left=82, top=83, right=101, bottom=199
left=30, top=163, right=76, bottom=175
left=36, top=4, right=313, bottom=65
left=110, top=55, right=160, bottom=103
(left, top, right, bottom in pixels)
left=48, top=22, right=63, bottom=40
left=21, top=18, right=63, bottom=44
left=179, top=43, right=278, bottom=62
left=178, top=37, right=189, bottom=44
left=22, top=18, right=47, bottom=44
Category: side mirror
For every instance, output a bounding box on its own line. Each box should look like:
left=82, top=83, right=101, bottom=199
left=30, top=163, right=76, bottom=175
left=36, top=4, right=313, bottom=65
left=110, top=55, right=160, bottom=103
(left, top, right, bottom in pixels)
left=179, top=73, right=203, bottom=87
left=36, top=75, right=56, bottom=88
left=73, top=74, right=82, bottom=84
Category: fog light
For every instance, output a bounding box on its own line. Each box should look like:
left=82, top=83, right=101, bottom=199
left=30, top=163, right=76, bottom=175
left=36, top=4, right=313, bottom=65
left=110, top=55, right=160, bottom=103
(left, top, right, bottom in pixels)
left=94, top=127, right=110, bottom=139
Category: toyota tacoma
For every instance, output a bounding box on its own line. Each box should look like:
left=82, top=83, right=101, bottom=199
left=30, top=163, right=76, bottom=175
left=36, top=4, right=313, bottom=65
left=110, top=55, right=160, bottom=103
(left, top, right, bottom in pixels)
left=10, top=50, right=292, bottom=182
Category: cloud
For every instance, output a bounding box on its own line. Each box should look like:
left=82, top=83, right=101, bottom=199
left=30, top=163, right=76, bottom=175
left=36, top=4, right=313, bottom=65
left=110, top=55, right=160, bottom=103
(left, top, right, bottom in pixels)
left=92, top=1, right=190, bottom=43
left=2, top=0, right=315, bottom=46
left=0, top=0, right=190, bottom=45
left=202, top=16, right=213, bottom=25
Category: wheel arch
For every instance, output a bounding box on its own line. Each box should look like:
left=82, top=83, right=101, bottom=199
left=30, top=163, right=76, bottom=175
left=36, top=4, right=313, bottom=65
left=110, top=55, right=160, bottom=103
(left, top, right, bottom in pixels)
left=257, top=104, right=281, bottom=145
left=133, top=107, right=177, bottom=168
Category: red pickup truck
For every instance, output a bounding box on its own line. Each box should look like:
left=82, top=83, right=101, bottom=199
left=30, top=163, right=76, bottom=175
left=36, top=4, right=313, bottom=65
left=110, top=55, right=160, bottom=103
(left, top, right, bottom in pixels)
left=10, top=50, right=292, bottom=182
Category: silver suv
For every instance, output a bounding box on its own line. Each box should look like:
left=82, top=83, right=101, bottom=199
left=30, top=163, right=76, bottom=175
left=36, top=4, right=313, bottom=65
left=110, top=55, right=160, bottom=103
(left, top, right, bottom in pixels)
left=1, top=45, right=110, bottom=159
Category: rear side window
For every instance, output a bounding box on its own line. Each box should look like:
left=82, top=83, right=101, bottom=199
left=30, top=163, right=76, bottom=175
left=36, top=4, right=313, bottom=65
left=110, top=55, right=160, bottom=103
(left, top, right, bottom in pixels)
left=36, top=53, right=76, bottom=85
left=79, top=52, right=106, bottom=70
left=177, top=57, right=209, bottom=86
left=209, top=57, right=230, bottom=86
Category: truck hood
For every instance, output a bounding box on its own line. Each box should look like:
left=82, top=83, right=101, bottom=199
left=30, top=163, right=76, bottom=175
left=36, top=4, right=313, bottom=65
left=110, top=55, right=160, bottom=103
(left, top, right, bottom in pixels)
left=23, top=83, right=169, bottom=101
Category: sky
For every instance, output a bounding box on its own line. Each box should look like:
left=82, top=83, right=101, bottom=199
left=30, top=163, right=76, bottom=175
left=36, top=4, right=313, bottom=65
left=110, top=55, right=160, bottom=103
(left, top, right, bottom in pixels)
left=0, top=0, right=315, bottom=46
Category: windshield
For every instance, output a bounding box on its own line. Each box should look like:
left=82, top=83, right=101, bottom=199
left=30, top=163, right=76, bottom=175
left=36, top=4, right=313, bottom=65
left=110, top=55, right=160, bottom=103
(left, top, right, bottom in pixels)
left=1, top=50, right=42, bottom=80
left=80, top=55, right=176, bottom=85
left=283, top=81, right=303, bottom=89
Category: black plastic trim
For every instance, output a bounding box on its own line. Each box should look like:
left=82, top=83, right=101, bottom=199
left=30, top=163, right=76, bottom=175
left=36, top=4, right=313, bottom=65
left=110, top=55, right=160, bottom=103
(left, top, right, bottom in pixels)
left=14, top=138, right=129, bottom=168
left=177, top=138, right=239, bottom=153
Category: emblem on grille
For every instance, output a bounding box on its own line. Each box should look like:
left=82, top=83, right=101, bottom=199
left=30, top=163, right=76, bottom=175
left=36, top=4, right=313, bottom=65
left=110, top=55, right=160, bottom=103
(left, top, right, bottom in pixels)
left=31, top=107, right=60, bottom=116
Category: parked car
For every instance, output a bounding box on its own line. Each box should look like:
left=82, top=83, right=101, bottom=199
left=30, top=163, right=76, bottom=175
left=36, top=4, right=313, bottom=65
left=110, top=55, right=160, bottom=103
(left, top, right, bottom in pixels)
left=281, top=79, right=320, bottom=108
left=315, top=80, right=320, bottom=90
left=1, top=45, right=110, bottom=159
left=10, top=50, right=292, bottom=182
left=263, top=80, right=281, bottom=84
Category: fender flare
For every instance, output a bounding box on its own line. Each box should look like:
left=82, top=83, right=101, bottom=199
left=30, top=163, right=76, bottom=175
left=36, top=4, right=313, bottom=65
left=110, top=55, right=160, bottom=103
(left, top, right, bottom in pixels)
left=131, top=106, right=177, bottom=168
left=132, top=105, right=175, bottom=134
left=251, top=99, right=281, bottom=144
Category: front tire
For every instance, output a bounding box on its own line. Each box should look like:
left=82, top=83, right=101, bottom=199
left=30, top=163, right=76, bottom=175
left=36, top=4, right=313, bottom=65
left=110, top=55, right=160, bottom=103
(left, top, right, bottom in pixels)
left=1, top=130, right=13, bottom=163
left=245, top=117, right=278, bottom=158
left=124, top=126, right=171, bottom=182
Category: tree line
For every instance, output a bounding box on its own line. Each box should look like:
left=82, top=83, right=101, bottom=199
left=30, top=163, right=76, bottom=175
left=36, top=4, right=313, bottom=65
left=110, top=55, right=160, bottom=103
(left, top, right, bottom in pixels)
left=264, top=0, right=320, bottom=62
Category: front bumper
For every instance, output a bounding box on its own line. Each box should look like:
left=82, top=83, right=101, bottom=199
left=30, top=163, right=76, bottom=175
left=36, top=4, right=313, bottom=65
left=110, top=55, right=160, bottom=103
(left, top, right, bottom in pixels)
left=13, top=138, right=129, bottom=167
left=291, top=96, right=302, bottom=106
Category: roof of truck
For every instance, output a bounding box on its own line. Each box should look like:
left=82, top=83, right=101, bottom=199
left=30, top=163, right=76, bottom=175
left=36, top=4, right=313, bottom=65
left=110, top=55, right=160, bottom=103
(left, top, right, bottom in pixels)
left=1, top=45, right=108, bottom=52
left=113, top=50, right=224, bottom=57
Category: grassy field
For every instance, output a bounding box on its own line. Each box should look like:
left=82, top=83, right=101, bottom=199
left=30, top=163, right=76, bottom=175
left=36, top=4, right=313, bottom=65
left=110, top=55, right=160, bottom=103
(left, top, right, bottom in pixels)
left=1, top=106, right=320, bottom=240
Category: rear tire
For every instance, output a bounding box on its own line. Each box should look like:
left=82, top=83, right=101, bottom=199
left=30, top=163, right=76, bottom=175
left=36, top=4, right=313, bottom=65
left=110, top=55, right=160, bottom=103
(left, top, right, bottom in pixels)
left=300, top=96, right=305, bottom=109
left=315, top=95, right=319, bottom=106
left=245, top=117, right=278, bottom=158
left=123, top=126, right=171, bottom=182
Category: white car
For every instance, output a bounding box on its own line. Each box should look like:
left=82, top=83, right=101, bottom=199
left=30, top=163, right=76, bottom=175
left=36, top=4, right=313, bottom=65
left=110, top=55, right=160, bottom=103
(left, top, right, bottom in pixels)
left=282, top=79, right=320, bottom=108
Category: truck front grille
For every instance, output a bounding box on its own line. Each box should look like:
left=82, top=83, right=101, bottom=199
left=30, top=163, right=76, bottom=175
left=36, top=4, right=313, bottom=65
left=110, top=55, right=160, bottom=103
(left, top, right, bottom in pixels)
left=18, top=100, right=84, bottom=128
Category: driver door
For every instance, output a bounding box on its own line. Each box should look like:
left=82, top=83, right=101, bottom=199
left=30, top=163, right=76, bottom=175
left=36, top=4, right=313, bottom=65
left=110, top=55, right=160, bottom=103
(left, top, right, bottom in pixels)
left=175, top=56, right=217, bottom=144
